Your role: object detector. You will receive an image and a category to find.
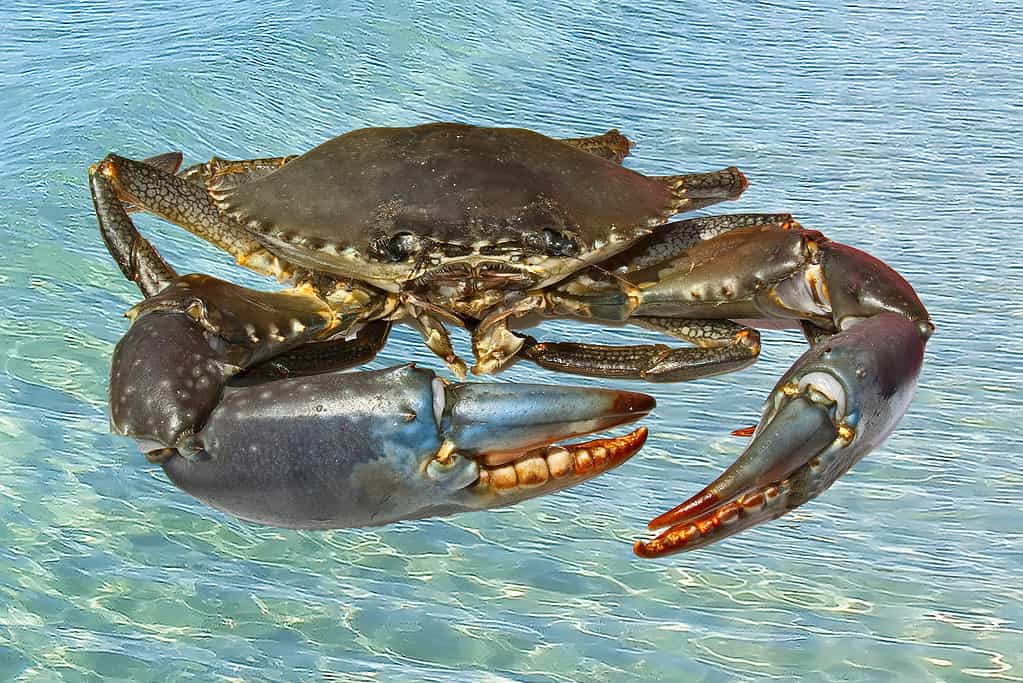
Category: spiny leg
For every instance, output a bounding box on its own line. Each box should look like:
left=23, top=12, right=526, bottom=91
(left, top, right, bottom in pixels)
left=89, top=164, right=177, bottom=297
left=521, top=317, right=760, bottom=382
left=93, top=154, right=371, bottom=381
left=656, top=167, right=748, bottom=214
left=559, top=129, right=633, bottom=163
left=126, top=153, right=297, bottom=197
left=406, top=305, right=468, bottom=379
left=178, top=155, right=297, bottom=190
left=93, top=154, right=288, bottom=280
left=601, top=214, right=800, bottom=275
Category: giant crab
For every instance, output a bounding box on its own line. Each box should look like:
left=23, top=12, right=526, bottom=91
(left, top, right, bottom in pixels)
left=90, top=123, right=931, bottom=557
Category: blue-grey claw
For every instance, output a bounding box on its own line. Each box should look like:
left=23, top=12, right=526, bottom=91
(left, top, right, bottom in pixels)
left=162, top=365, right=652, bottom=528
left=110, top=276, right=653, bottom=529
left=636, top=312, right=926, bottom=556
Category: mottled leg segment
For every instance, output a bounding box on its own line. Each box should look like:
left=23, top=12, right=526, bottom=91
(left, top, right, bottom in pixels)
left=603, top=214, right=799, bottom=274
left=89, top=164, right=177, bottom=297
left=521, top=318, right=760, bottom=382
left=122, top=153, right=186, bottom=214
left=93, top=154, right=287, bottom=279
left=178, top=155, right=296, bottom=190
left=559, top=129, right=633, bottom=163
left=656, top=166, right=749, bottom=213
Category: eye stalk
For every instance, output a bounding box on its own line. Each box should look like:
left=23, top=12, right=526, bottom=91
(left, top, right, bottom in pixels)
left=370, top=231, right=429, bottom=263
left=528, top=228, right=580, bottom=258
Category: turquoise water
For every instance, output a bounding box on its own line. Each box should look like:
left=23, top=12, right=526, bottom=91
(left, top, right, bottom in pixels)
left=2, top=1, right=1022, bottom=680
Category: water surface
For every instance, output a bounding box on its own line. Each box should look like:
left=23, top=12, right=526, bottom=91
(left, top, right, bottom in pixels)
left=1, top=1, right=1021, bottom=681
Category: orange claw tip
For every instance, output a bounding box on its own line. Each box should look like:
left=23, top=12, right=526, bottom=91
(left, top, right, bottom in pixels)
left=636, top=500, right=746, bottom=557
left=731, top=425, right=757, bottom=437
left=646, top=487, right=720, bottom=531
left=632, top=539, right=664, bottom=559
left=570, top=426, right=649, bottom=473
left=632, top=522, right=703, bottom=558
left=595, top=425, right=649, bottom=467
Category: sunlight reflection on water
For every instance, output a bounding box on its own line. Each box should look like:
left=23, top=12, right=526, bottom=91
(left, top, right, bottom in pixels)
left=1, top=1, right=1021, bottom=680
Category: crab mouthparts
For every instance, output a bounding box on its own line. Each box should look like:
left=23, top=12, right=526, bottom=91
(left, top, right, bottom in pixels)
left=473, top=427, right=647, bottom=493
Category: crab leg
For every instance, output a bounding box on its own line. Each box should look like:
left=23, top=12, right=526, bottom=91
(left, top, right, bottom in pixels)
left=533, top=220, right=827, bottom=383
left=177, top=155, right=296, bottom=189
left=89, top=164, right=177, bottom=296
left=608, top=214, right=801, bottom=274
left=92, top=154, right=289, bottom=280
left=545, top=215, right=799, bottom=318
left=407, top=305, right=469, bottom=379
left=521, top=318, right=761, bottom=382
left=657, top=166, right=748, bottom=214
left=559, top=129, right=633, bottom=164
left=522, top=216, right=804, bottom=382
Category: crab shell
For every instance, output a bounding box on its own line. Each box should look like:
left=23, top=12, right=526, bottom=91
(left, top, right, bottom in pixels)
left=209, top=123, right=691, bottom=292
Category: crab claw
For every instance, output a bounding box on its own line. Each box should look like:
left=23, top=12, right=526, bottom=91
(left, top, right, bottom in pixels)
left=162, top=366, right=653, bottom=528
left=108, top=275, right=336, bottom=454
left=110, top=271, right=653, bottom=528
left=635, top=312, right=927, bottom=557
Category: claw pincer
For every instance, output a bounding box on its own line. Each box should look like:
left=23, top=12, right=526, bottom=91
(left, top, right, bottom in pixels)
left=94, top=145, right=656, bottom=532
left=631, top=232, right=932, bottom=556
left=165, top=365, right=651, bottom=528
left=109, top=276, right=653, bottom=527
left=636, top=313, right=927, bottom=556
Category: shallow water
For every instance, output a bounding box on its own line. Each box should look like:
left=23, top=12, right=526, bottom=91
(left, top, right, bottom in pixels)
left=1, top=1, right=1021, bottom=681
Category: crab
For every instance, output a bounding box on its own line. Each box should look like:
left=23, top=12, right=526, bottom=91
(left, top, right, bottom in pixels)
left=90, top=123, right=931, bottom=556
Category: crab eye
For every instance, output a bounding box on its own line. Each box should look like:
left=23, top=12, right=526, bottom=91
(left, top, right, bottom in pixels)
left=539, top=229, right=580, bottom=257
left=371, top=232, right=426, bottom=262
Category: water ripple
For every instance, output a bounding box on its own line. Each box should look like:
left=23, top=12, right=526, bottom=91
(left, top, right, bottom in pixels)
left=0, top=0, right=1021, bottom=681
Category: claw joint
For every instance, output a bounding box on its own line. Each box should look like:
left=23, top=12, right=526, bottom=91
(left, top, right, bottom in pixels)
left=433, top=439, right=457, bottom=466
left=837, top=422, right=855, bottom=444
left=781, top=383, right=800, bottom=398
